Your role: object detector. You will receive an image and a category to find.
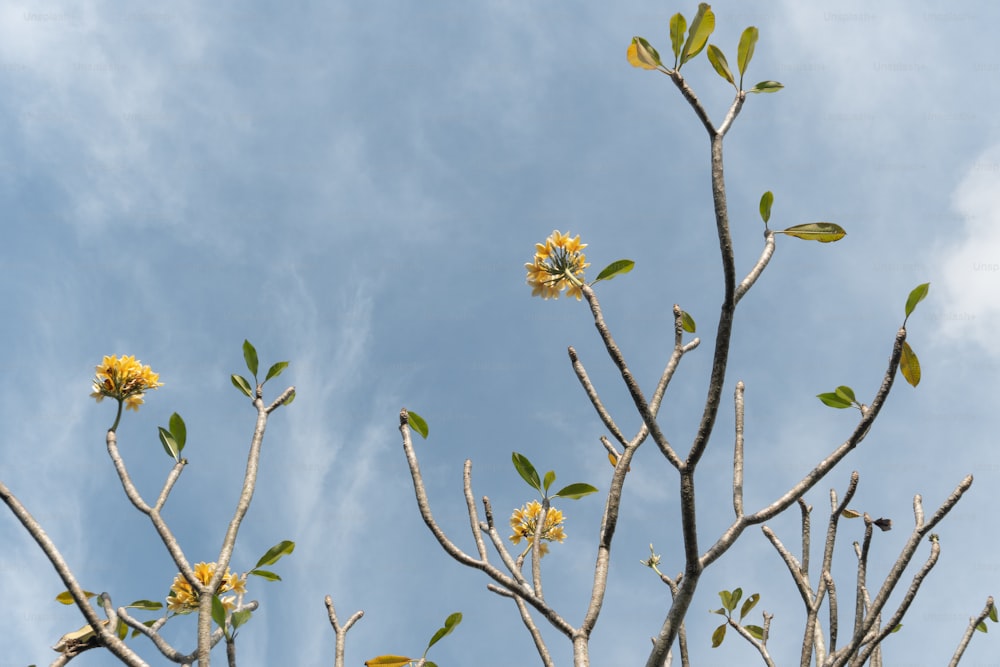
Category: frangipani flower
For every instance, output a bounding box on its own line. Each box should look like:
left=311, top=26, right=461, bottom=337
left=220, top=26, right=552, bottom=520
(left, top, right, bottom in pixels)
left=90, top=354, right=162, bottom=411
left=525, top=230, right=589, bottom=300
left=166, top=561, right=247, bottom=614
left=509, top=500, right=566, bottom=556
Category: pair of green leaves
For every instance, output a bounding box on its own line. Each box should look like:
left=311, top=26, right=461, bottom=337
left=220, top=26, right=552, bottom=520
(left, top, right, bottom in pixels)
left=512, top=452, right=598, bottom=500
left=159, top=412, right=186, bottom=461
left=364, top=612, right=463, bottom=667
left=231, top=340, right=293, bottom=403
left=817, top=284, right=930, bottom=404
left=711, top=588, right=763, bottom=647
left=760, top=190, right=847, bottom=243
left=208, top=540, right=295, bottom=639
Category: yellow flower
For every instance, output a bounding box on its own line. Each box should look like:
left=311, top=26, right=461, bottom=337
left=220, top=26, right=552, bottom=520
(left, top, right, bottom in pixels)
left=525, top=230, right=589, bottom=300
left=165, top=562, right=246, bottom=614
left=509, top=500, right=567, bottom=556
left=90, top=354, right=163, bottom=409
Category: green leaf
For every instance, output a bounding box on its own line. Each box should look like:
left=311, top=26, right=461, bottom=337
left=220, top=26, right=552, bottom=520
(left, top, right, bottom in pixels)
left=126, top=599, right=164, bottom=611
left=680, top=310, right=696, bottom=333
left=900, top=341, right=921, bottom=387
left=116, top=618, right=128, bottom=640
left=891, top=623, right=903, bottom=633
left=211, top=594, right=227, bottom=630
left=426, top=663, right=438, bottom=667
left=835, top=385, right=856, bottom=403
left=594, top=259, right=635, bottom=283
left=426, top=612, right=463, bottom=650
left=553, top=482, right=599, bottom=500
left=169, top=412, right=186, bottom=452
left=249, top=569, right=281, bottom=582
left=365, top=657, right=413, bottom=667
left=681, top=3, right=715, bottom=66
left=706, top=45, right=735, bottom=85
left=989, top=603, right=998, bottom=623
left=719, top=589, right=734, bottom=612
left=759, top=191, right=774, bottom=224
left=512, top=452, right=542, bottom=491
left=265, top=361, right=289, bottom=382
left=232, top=609, right=252, bottom=629
left=905, top=282, right=930, bottom=318
left=817, top=392, right=853, bottom=409
left=242, top=340, right=259, bottom=378
left=407, top=410, right=429, bottom=439
left=711, top=623, right=727, bottom=647
left=977, top=621, right=988, bottom=633
left=777, top=222, right=846, bottom=242
left=740, top=593, right=760, bottom=620
left=628, top=37, right=662, bottom=70
left=255, top=540, right=296, bottom=568
left=730, top=588, right=743, bottom=610
left=55, top=590, right=97, bottom=605
left=737, top=26, right=759, bottom=78
left=749, top=80, right=784, bottom=93
left=669, top=13, right=687, bottom=64
left=543, top=470, right=556, bottom=493
left=745, top=624, right=765, bottom=640
left=231, top=374, right=253, bottom=398
left=283, top=389, right=296, bottom=405
left=158, top=427, right=180, bottom=461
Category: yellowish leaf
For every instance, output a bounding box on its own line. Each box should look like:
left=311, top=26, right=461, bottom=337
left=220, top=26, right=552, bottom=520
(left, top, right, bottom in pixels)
left=365, top=656, right=413, bottom=667
left=900, top=341, right=921, bottom=387
left=627, top=37, right=660, bottom=70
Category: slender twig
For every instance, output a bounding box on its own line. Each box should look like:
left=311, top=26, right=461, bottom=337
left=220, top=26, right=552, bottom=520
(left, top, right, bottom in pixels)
left=569, top=347, right=626, bottom=447
left=949, top=596, right=996, bottom=667
left=325, top=596, right=363, bottom=667
left=733, top=381, right=745, bottom=517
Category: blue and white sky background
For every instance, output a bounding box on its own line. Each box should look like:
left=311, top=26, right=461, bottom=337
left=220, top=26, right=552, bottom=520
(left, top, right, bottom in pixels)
left=2, top=1, right=999, bottom=665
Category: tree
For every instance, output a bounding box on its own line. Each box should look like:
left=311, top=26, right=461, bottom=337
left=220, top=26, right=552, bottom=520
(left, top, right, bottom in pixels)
left=0, top=5, right=994, bottom=667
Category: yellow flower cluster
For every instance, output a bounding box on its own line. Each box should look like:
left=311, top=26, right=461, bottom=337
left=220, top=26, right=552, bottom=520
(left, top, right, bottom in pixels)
left=509, top=500, right=567, bottom=556
left=525, top=230, right=589, bottom=300
left=166, top=562, right=247, bottom=614
left=90, top=354, right=163, bottom=411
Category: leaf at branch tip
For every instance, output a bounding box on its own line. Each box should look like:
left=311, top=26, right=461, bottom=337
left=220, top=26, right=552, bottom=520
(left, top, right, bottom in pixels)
left=426, top=612, right=462, bottom=650
left=365, top=657, right=413, bottom=667
left=169, top=412, right=186, bottom=451
left=706, top=45, right=735, bottom=85
left=242, top=339, right=259, bottom=378
left=56, top=590, right=97, bottom=604
left=594, top=259, right=635, bottom=283
left=737, top=26, right=759, bottom=77
left=406, top=410, right=429, bottom=439
left=681, top=3, right=715, bottom=66
left=669, top=13, right=687, bottom=63
left=680, top=310, right=696, bottom=333
left=749, top=80, right=783, bottom=93
left=512, top=452, right=541, bottom=491
left=891, top=624, right=903, bottom=634
left=159, top=427, right=180, bottom=461
left=553, top=482, right=598, bottom=499
left=873, top=517, right=892, bottom=531
left=283, top=389, right=296, bottom=405
left=211, top=594, right=227, bottom=630
left=905, top=282, right=930, bottom=318
left=255, top=540, right=296, bottom=568
left=976, top=621, right=988, bottom=633
left=719, top=589, right=734, bottom=611
left=835, top=385, right=856, bottom=403
left=759, top=190, right=774, bottom=224
left=777, top=222, right=846, bottom=243
left=745, top=624, right=765, bottom=640
left=249, top=569, right=281, bottom=581
left=817, top=392, right=853, bottom=409
left=739, top=593, right=760, bottom=620
left=627, top=37, right=661, bottom=70
left=990, top=603, right=998, bottom=623
left=231, top=374, right=253, bottom=397
left=607, top=451, right=631, bottom=472
left=231, top=609, right=252, bottom=629
left=841, top=508, right=861, bottom=519
left=543, top=470, right=556, bottom=493
left=900, top=341, right=921, bottom=387
left=711, top=623, right=727, bottom=647
left=265, top=361, right=289, bottom=382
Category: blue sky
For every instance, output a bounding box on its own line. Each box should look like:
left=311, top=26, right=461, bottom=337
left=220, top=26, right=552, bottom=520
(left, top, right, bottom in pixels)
left=2, top=1, right=999, bottom=665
